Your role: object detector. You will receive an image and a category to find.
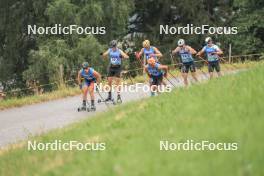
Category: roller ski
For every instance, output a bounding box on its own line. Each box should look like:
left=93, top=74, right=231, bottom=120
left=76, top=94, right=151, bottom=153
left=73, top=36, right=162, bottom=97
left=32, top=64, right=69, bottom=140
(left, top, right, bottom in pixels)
left=77, top=101, right=96, bottom=112
left=116, top=94, right=122, bottom=104
left=77, top=101, right=89, bottom=112
left=90, top=104, right=96, bottom=111
left=87, top=100, right=96, bottom=112
left=97, top=97, right=116, bottom=105
left=97, top=92, right=116, bottom=105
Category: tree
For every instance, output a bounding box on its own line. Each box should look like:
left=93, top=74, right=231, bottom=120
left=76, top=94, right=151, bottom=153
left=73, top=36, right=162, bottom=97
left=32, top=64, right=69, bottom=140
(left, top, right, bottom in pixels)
left=229, top=0, right=264, bottom=54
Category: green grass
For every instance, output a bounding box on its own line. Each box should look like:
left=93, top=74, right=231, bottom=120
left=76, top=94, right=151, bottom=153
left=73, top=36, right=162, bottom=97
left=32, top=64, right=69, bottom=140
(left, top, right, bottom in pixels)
left=0, top=62, right=263, bottom=176
left=0, top=61, right=257, bottom=110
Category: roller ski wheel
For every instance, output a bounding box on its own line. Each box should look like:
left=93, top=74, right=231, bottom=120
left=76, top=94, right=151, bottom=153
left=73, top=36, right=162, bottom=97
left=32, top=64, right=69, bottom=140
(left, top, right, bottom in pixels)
left=77, top=106, right=87, bottom=112
left=109, top=98, right=116, bottom=105
left=98, top=97, right=115, bottom=104
left=105, top=97, right=114, bottom=102
left=117, top=95, right=122, bottom=104
left=90, top=105, right=96, bottom=111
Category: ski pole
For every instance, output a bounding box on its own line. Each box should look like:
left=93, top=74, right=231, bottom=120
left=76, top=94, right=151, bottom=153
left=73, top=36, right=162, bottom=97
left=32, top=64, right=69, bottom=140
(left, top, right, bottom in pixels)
left=194, top=62, right=209, bottom=79
left=197, top=67, right=209, bottom=79
left=95, top=84, right=110, bottom=109
left=134, top=52, right=144, bottom=66
left=197, top=55, right=209, bottom=65
left=126, top=71, right=134, bottom=85
left=196, top=56, right=210, bottom=79
left=167, top=70, right=180, bottom=83
left=164, top=76, right=177, bottom=88
left=219, top=57, right=239, bottom=70
left=169, top=51, right=176, bottom=68
left=135, top=51, right=149, bottom=82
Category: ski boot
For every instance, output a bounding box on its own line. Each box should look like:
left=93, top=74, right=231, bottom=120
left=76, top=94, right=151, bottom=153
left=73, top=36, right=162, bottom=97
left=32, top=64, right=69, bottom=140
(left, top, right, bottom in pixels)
left=78, top=101, right=87, bottom=112
left=117, top=94, right=122, bottom=104
left=105, top=92, right=113, bottom=102
left=90, top=104, right=96, bottom=111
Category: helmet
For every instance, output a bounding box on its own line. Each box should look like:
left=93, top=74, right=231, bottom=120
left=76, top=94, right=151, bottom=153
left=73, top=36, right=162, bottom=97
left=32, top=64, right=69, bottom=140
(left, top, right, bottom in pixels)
left=205, top=37, right=212, bottom=43
left=82, top=62, right=89, bottom=69
left=177, top=39, right=185, bottom=46
left=110, top=40, right=117, bottom=47
left=148, top=57, right=156, bottom=65
left=142, top=40, right=150, bottom=48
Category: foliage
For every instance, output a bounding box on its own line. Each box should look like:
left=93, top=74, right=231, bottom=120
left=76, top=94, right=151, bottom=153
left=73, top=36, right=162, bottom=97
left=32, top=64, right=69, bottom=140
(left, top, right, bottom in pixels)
left=0, top=0, right=263, bottom=94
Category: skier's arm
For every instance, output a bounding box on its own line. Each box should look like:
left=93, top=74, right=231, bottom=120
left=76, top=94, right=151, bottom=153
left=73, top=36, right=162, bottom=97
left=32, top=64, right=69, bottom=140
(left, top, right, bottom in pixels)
left=172, top=47, right=180, bottom=55
left=144, top=66, right=151, bottom=77
left=93, top=70, right=101, bottom=84
left=197, top=48, right=205, bottom=57
left=158, top=65, right=168, bottom=74
left=77, top=71, right=83, bottom=89
left=77, top=71, right=82, bottom=85
left=186, top=46, right=197, bottom=55
left=215, top=47, right=223, bottom=55
left=102, top=49, right=109, bottom=59
left=136, top=48, right=144, bottom=59
left=153, top=47, right=163, bottom=58
left=120, top=49, right=129, bottom=59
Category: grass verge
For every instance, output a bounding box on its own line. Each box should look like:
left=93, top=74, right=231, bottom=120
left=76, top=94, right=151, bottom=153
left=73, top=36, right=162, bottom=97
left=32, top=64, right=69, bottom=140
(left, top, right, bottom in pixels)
left=0, top=62, right=263, bottom=175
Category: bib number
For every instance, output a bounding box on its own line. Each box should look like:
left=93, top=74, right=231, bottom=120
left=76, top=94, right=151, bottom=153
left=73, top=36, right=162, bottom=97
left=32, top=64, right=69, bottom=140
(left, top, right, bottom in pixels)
left=208, top=53, right=218, bottom=61
left=111, top=57, right=120, bottom=64
left=181, top=54, right=191, bottom=62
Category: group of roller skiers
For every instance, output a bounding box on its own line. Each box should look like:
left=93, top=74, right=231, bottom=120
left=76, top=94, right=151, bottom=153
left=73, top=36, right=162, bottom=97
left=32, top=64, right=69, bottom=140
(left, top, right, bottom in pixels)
left=77, top=37, right=223, bottom=111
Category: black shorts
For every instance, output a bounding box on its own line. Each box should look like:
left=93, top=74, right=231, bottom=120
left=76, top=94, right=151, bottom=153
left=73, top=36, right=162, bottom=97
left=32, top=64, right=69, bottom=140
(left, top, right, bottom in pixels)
left=150, top=75, right=163, bottom=86
left=107, top=65, right=122, bottom=78
left=181, top=62, right=196, bottom=73
left=208, top=61, right=220, bottom=72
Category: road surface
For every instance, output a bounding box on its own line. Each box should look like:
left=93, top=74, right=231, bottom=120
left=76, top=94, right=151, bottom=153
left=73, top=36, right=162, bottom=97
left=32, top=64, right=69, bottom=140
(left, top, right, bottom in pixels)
left=0, top=72, right=230, bottom=148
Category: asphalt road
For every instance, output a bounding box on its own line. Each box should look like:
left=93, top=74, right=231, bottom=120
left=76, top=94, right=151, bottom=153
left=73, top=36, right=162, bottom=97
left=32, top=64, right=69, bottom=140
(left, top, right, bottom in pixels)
left=0, top=72, right=218, bottom=148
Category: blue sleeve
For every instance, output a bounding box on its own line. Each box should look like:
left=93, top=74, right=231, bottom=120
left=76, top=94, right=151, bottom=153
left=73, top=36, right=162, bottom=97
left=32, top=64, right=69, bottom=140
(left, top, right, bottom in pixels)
left=89, top=68, right=94, bottom=75
left=151, top=46, right=154, bottom=52
left=213, top=45, right=220, bottom=51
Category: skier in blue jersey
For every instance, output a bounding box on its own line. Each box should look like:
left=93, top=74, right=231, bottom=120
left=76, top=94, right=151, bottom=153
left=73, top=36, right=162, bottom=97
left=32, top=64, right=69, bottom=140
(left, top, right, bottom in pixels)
left=172, top=39, right=198, bottom=86
left=197, top=37, right=223, bottom=79
left=77, top=62, right=101, bottom=110
left=145, top=57, right=168, bottom=96
left=136, top=40, right=163, bottom=64
left=102, top=40, right=129, bottom=102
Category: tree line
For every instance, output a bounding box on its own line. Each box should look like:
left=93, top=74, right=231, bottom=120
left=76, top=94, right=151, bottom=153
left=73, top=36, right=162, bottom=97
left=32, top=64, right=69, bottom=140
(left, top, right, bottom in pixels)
left=0, top=0, right=263, bottom=96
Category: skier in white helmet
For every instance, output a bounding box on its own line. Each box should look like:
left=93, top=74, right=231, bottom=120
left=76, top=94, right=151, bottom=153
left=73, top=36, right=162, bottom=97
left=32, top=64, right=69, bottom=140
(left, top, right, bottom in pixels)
left=197, top=37, right=223, bottom=79
left=172, top=39, right=198, bottom=86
